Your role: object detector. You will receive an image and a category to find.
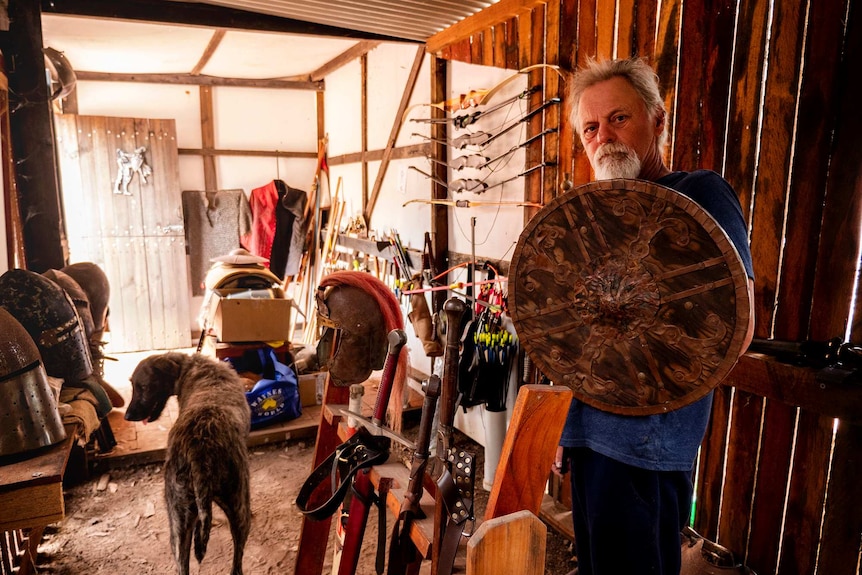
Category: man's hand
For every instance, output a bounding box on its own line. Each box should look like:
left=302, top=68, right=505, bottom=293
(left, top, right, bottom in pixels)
left=551, top=445, right=568, bottom=476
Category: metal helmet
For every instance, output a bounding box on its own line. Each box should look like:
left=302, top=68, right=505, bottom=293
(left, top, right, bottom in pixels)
left=0, top=269, right=93, bottom=383
left=60, top=262, right=111, bottom=338
left=0, top=306, right=67, bottom=457
left=43, top=268, right=96, bottom=339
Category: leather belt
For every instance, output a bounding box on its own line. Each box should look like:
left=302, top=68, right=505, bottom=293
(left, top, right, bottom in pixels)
left=296, top=430, right=391, bottom=521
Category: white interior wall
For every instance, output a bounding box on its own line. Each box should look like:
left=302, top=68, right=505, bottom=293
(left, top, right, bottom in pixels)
left=57, top=40, right=526, bottom=448
left=322, top=50, right=531, bottom=447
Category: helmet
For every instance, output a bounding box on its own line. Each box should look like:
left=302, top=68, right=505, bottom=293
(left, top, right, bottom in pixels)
left=315, top=271, right=403, bottom=387
left=0, top=269, right=93, bottom=383
left=0, top=307, right=67, bottom=457
left=60, top=262, right=111, bottom=338
left=316, top=284, right=388, bottom=386
left=43, top=268, right=95, bottom=339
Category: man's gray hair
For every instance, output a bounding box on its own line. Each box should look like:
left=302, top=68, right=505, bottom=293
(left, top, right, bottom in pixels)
left=569, top=57, right=668, bottom=152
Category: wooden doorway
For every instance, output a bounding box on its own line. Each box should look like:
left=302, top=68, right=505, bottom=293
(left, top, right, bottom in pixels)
left=54, top=114, right=191, bottom=353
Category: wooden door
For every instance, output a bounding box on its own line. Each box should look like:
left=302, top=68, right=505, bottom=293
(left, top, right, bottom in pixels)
left=54, top=114, right=191, bottom=353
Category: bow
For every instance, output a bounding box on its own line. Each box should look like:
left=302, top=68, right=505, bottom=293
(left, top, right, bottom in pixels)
left=402, top=198, right=543, bottom=208
left=426, top=153, right=490, bottom=171
left=409, top=166, right=487, bottom=193
left=410, top=85, right=541, bottom=130
left=412, top=98, right=560, bottom=150
left=401, top=64, right=563, bottom=124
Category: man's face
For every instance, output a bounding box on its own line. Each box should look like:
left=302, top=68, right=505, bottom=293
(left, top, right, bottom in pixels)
left=576, top=76, right=664, bottom=180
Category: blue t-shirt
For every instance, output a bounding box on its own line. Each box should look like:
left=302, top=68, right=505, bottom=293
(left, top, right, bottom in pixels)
left=559, top=170, right=754, bottom=471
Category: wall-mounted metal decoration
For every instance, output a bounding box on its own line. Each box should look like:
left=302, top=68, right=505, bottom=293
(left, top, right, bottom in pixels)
left=114, top=146, right=152, bottom=195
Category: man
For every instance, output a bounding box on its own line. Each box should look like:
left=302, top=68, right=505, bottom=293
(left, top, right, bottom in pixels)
left=553, top=57, right=755, bottom=574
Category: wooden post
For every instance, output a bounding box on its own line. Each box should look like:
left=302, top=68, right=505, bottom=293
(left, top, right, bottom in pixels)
left=485, top=384, right=572, bottom=520
left=466, top=510, right=546, bottom=575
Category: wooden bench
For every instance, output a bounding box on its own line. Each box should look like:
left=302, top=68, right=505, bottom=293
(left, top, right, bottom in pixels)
left=0, top=424, right=77, bottom=575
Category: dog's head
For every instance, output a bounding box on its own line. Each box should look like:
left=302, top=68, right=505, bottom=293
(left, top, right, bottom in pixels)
left=124, top=353, right=185, bottom=423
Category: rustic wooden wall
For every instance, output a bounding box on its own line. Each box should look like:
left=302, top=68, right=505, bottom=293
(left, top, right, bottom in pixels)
left=428, top=0, right=862, bottom=573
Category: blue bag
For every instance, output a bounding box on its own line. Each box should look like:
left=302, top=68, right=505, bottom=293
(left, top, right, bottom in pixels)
left=225, top=347, right=302, bottom=428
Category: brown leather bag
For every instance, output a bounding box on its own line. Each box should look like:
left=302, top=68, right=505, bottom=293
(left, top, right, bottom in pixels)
left=406, top=276, right=443, bottom=357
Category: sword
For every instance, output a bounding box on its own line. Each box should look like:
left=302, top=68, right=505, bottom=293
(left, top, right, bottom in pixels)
left=430, top=298, right=476, bottom=575
left=387, top=375, right=442, bottom=574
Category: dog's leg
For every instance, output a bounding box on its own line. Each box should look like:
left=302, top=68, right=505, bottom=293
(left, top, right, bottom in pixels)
left=166, top=474, right=196, bottom=575
left=219, top=482, right=251, bottom=575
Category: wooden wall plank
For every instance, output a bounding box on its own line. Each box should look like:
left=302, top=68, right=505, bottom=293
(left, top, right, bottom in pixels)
left=673, top=0, right=735, bottom=172
left=723, top=0, right=769, bottom=229
left=572, top=0, right=597, bottom=186
left=745, top=401, right=795, bottom=572
left=817, top=421, right=862, bottom=575
left=776, top=411, right=833, bottom=575
left=524, top=5, right=546, bottom=211
left=482, top=29, right=495, bottom=67
left=774, top=1, right=848, bottom=341
left=54, top=116, right=86, bottom=250
left=426, top=0, right=549, bottom=55
left=199, top=85, right=217, bottom=191
left=595, top=0, right=615, bottom=58
left=747, top=0, right=806, bottom=337
left=430, top=55, right=449, bottom=312
left=471, top=32, right=483, bottom=63
left=449, top=37, right=472, bottom=63
left=716, top=391, right=762, bottom=554
left=557, top=0, right=577, bottom=191
left=654, top=0, right=681, bottom=168
left=494, top=22, right=509, bottom=68
left=811, top=1, right=862, bottom=342
left=693, top=384, right=732, bottom=539
left=506, top=18, right=520, bottom=70
left=635, top=0, right=658, bottom=57
left=541, top=0, right=561, bottom=208
left=616, top=0, right=635, bottom=58
left=518, top=7, right=533, bottom=68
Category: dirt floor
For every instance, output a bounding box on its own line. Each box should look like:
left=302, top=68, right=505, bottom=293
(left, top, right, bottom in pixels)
left=34, top=432, right=576, bottom=574
left=29, top=348, right=576, bottom=574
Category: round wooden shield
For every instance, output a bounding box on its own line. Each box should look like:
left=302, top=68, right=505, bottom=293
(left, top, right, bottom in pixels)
left=509, top=179, right=751, bottom=415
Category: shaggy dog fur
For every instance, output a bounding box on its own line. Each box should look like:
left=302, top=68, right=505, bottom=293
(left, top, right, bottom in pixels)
left=125, top=352, right=251, bottom=575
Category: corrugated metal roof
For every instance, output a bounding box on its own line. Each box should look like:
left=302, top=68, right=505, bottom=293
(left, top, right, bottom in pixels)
left=192, top=0, right=497, bottom=42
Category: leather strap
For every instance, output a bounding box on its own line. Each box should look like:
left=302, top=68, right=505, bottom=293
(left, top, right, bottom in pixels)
left=296, top=430, right=391, bottom=521
left=435, top=447, right=476, bottom=575
left=375, top=478, right=392, bottom=575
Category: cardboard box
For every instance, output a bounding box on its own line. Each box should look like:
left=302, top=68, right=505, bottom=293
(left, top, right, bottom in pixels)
left=211, top=297, right=294, bottom=343
left=298, top=372, right=326, bottom=406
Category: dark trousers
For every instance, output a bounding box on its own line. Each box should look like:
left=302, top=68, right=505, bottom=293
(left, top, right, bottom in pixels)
left=566, top=447, right=692, bottom=575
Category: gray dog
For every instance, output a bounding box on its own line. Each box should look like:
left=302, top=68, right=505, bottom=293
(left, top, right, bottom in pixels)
left=125, top=352, right=251, bottom=575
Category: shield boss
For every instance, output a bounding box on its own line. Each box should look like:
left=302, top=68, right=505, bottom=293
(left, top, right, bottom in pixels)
left=510, top=179, right=751, bottom=415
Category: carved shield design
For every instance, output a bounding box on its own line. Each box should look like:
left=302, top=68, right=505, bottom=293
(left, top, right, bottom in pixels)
left=509, top=179, right=751, bottom=415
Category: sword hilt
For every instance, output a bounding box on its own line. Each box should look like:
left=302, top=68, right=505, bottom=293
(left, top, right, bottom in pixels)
left=372, top=328, right=408, bottom=426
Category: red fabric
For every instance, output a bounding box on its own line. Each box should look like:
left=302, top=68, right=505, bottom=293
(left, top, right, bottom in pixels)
left=243, top=181, right=279, bottom=262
